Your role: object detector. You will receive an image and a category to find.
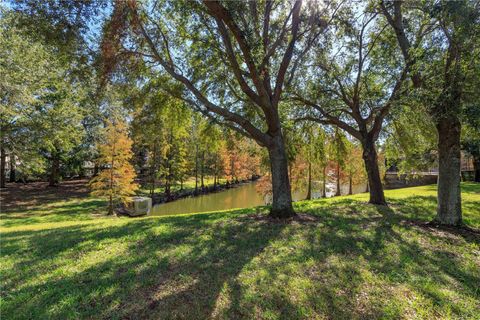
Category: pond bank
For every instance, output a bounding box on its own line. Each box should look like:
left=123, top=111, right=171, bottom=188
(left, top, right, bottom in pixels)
left=147, top=176, right=260, bottom=205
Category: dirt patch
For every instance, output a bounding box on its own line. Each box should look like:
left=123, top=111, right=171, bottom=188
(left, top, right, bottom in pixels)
left=0, top=180, right=90, bottom=212
left=242, top=212, right=321, bottom=225
left=403, top=220, right=480, bottom=243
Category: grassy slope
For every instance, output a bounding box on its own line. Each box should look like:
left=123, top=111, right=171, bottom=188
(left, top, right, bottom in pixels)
left=1, top=184, right=479, bottom=319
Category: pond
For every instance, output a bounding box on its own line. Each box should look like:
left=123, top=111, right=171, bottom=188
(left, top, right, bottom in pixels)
left=150, top=180, right=367, bottom=216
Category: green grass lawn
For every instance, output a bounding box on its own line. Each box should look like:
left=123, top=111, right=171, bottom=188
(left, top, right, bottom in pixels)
left=1, top=184, right=479, bottom=319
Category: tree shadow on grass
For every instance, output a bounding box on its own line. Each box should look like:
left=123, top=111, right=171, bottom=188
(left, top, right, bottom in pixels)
left=2, top=196, right=479, bottom=319
left=460, top=182, right=480, bottom=194
left=1, top=210, right=287, bottom=319
left=288, top=197, right=480, bottom=318
left=0, top=180, right=90, bottom=212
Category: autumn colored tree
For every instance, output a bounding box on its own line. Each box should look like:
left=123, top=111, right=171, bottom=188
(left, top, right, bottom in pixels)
left=221, top=132, right=261, bottom=183
left=90, top=119, right=139, bottom=215
left=344, top=143, right=367, bottom=195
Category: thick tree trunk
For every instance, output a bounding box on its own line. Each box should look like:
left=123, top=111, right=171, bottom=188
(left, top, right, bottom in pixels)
left=306, top=161, right=312, bottom=200
left=362, top=139, right=386, bottom=205
left=9, top=153, right=15, bottom=182
left=0, top=146, right=6, bottom=188
left=49, top=155, right=60, bottom=187
left=434, top=117, right=462, bottom=225
left=268, top=135, right=295, bottom=218
left=473, top=157, right=480, bottom=183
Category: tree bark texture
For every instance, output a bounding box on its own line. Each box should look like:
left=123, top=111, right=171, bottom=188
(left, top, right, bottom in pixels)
left=49, top=155, right=60, bottom=187
left=9, top=153, right=15, bottom=182
left=0, top=147, right=6, bottom=188
left=362, top=139, right=386, bottom=205
left=434, top=116, right=462, bottom=225
left=268, top=135, right=296, bottom=218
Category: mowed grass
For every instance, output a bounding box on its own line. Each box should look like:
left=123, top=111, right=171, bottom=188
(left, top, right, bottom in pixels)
left=1, top=184, right=479, bottom=319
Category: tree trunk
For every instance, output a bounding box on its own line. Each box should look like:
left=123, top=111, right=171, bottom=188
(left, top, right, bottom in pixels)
left=268, top=135, right=295, bottom=218
left=93, top=162, right=99, bottom=177
left=200, top=151, right=205, bottom=189
left=108, top=145, right=115, bottom=215
left=473, top=157, right=480, bottom=183
left=9, top=153, right=15, bottom=182
left=214, top=158, right=219, bottom=189
left=322, top=165, right=326, bottom=198
left=306, top=160, right=312, bottom=200
left=108, top=194, right=113, bottom=215
left=0, top=146, right=6, bottom=188
left=362, top=139, right=386, bottom=205
left=348, top=174, right=353, bottom=195
left=434, top=117, right=462, bottom=225
left=151, top=142, right=158, bottom=197
left=150, top=171, right=155, bottom=197
left=194, top=144, right=198, bottom=193
left=335, top=161, right=341, bottom=196
left=49, top=154, right=60, bottom=187
left=165, top=182, right=171, bottom=201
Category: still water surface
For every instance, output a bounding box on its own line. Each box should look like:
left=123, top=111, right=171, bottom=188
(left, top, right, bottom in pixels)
left=150, top=181, right=367, bottom=216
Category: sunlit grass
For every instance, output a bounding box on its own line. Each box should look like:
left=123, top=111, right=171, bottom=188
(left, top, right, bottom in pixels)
left=1, top=183, right=479, bottom=319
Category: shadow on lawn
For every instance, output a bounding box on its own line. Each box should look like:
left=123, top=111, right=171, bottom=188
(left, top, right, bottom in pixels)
left=1, top=209, right=288, bottom=319
left=2, top=195, right=479, bottom=319
left=288, top=196, right=479, bottom=318
left=0, top=180, right=90, bottom=212
left=459, top=182, right=480, bottom=194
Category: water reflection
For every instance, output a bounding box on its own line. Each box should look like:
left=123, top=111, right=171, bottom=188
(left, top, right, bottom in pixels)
left=150, top=181, right=367, bottom=216
left=150, top=183, right=264, bottom=216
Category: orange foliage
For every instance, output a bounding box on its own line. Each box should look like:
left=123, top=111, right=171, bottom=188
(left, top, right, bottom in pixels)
left=90, top=119, right=139, bottom=214
left=220, top=135, right=260, bottom=182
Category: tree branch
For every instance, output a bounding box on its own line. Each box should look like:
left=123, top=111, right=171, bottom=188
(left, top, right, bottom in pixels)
left=272, top=0, right=302, bottom=107
left=130, top=7, right=270, bottom=146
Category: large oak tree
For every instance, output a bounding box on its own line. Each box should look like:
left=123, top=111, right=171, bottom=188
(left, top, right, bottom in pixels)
left=103, top=0, right=330, bottom=218
left=380, top=0, right=480, bottom=225
left=293, top=2, right=408, bottom=205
